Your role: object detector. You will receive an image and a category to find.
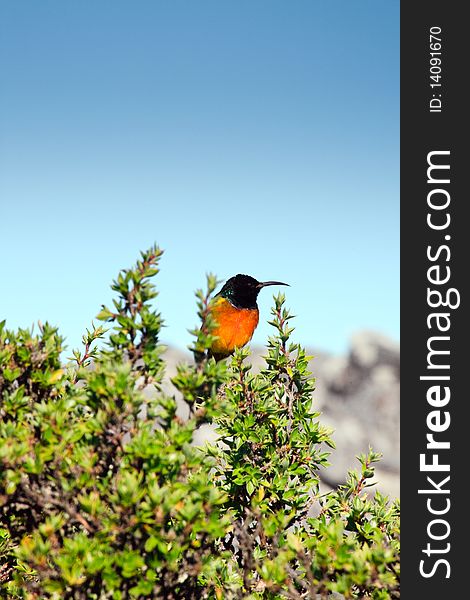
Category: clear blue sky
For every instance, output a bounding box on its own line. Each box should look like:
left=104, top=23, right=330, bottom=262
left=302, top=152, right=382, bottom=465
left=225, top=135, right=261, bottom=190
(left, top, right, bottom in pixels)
left=0, top=0, right=399, bottom=355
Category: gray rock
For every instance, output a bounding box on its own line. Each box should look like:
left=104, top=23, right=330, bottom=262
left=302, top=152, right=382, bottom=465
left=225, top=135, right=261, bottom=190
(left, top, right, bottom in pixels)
left=350, top=330, right=400, bottom=372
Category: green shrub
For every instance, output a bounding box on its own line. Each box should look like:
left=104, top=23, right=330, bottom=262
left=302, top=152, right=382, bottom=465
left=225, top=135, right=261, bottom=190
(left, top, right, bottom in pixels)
left=0, top=245, right=399, bottom=599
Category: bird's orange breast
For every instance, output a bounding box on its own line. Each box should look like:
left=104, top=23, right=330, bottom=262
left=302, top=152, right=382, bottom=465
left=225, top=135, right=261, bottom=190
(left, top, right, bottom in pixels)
left=210, top=297, right=259, bottom=356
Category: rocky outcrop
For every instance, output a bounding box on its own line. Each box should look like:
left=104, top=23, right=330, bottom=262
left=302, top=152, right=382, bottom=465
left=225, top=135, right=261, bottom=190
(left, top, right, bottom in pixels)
left=308, top=331, right=399, bottom=498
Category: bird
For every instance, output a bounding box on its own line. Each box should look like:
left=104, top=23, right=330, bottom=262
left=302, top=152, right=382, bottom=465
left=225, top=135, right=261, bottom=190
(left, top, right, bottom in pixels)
left=207, top=274, right=289, bottom=361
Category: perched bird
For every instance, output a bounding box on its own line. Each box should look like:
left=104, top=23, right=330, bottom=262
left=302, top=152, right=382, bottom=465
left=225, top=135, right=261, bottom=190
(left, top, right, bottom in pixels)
left=208, top=274, right=289, bottom=360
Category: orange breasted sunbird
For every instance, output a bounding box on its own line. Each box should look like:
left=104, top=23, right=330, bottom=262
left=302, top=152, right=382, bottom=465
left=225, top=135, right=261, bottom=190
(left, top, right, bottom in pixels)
left=208, top=274, right=289, bottom=361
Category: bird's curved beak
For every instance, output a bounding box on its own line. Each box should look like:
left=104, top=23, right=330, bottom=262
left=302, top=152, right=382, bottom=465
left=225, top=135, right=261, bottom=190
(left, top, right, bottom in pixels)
left=258, top=280, right=289, bottom=288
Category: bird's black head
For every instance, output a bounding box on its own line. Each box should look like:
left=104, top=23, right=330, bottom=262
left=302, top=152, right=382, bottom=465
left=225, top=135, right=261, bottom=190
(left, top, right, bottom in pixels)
left=218, top=274, right=288, bottom=309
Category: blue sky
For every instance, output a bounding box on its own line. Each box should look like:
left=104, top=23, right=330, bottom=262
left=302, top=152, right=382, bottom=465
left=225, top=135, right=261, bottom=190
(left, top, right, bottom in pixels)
left=0, top=1, right=399, bottom=355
